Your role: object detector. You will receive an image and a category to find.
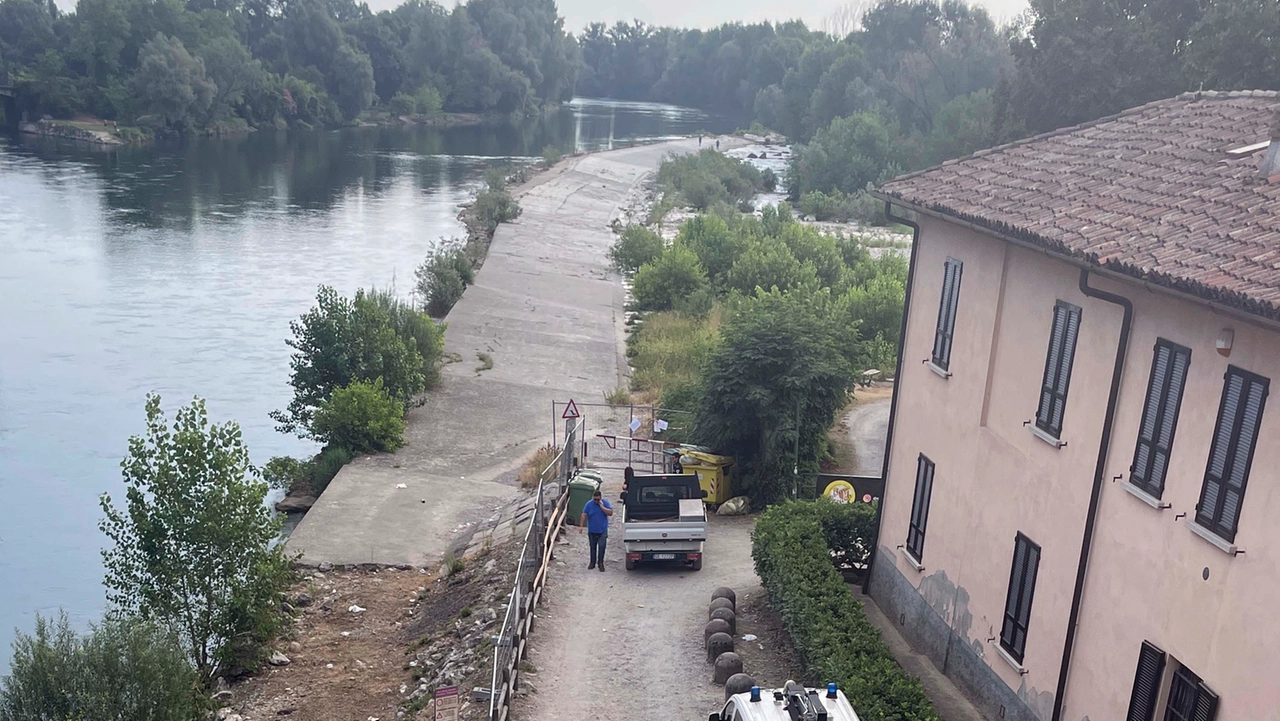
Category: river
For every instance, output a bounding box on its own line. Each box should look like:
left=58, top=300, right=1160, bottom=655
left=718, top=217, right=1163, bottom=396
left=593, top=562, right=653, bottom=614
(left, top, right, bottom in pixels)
left=0, top=97, right=739, bottom=668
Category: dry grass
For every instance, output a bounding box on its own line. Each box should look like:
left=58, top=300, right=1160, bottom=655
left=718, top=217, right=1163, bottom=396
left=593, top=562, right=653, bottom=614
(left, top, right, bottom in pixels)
left=627, top=307, right=722, bottom=397
left=517, top=443, right=558, bottom=488
left=603, top=387, right=631, bottom=405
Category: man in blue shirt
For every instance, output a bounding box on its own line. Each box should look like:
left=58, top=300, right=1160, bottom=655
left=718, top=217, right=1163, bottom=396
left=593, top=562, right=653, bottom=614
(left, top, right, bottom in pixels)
left=579, top=489, right=614, bottom=571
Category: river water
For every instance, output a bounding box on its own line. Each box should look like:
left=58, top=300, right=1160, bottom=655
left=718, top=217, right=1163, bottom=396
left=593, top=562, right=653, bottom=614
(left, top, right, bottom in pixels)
left=0, top=98, right=738, bottom=667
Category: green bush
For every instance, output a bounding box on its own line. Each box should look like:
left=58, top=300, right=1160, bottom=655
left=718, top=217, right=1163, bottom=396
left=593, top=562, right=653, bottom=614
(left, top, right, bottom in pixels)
left=630, top=245, right=709, bottom=312
left=609, top=224, right=665, bottom=274
left=753, top=502, right=937, bottom=721
left=366, top=288, right=445, bottom=388
left=262, top=455, right=309, bottom=493
left=312, top=379, right=406, bottom=454
left=473, top=170, right=521, bottom=231
left=798, top=188, right=887, bottom=225
left=811, top=498, right=877, bottom=570
left=413, top=85, right=443, bottom=116
left=388, top=92, right=416, bottom=117
left=541, top=144, right=563, bottom=168
left=657, top=149, right=768, bottom=210
left=0, top=614, right=201, bottom=721
left=309, top=445, right=355, bottom=495
left=415, top=248, right=475, bottom=318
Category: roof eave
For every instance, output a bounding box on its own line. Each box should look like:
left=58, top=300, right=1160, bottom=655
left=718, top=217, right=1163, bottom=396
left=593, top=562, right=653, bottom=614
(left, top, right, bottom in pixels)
left=873, top=191, right=1280, bottom=333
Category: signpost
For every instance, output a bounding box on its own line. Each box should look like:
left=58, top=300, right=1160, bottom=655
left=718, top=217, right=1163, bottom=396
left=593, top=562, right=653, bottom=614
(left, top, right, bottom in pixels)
left=561, top=399, right=580, bottom=419
left=435, top=686, right=459, bottom=721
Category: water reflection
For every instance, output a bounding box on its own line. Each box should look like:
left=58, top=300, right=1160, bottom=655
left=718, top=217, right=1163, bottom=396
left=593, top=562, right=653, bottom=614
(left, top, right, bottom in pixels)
left=0, top=97, right=739, bottom=670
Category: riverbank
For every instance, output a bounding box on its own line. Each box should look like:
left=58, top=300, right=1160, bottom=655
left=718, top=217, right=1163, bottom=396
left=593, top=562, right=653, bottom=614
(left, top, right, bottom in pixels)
left=19, top=119, right=137, bottom=146
left=284, top=137, right=733, bottom=568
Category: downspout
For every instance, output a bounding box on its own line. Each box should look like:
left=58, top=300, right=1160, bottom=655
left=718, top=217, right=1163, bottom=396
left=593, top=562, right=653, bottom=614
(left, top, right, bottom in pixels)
left=862, top=201, right=921, bottom=595
left=1052, top=270, right=1133, bottom=721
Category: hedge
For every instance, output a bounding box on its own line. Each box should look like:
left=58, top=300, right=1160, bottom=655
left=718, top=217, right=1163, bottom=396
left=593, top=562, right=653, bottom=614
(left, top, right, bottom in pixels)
left=752, top=501, right=938, bottom=721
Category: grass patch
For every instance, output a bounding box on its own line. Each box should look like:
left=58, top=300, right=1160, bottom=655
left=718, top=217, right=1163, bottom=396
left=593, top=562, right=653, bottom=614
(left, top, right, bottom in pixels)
left=475, top=352, right=493, bottom=373
left=626, top=308, right=722, bottom=398
left=604, top=387, right=631, bottom=405
left=518, top=443, right=558, bottom=488
left=443, top=552, right=465, bottom=576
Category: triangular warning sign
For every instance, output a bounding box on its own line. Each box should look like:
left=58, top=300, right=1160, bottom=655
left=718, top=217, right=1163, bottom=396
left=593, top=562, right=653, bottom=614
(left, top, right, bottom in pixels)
left=561, top=399, right=580, bottom=419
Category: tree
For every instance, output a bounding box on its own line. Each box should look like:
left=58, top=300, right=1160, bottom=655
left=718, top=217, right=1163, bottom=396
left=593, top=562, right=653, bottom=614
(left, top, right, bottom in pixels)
left=695, top=288, right=856, bottom=504
left=272, top=286, right=426, bottom=436
left=328, top=42, right=375, bottom=120
left=201, top=36, right=263, bottom=125
left=721, top=241, right=817, bottom=295
left=677, top=214, right=749, bottom=283
left=1183, top=0, right=1280, bottom=91
left=312, top=378, right=406, bottom=453
left=131, top=33, right=215, bottom=131
left=608, top=224, right=665, bottom=274
left=788, top=112, right=896, bottom=198
left=415, top=248, right=474, bottom=317
left=0, top=613, right=200, bottom=721
left=631, top=245, right=709, bottom=312
left=99, top=395, right=290, bottom=686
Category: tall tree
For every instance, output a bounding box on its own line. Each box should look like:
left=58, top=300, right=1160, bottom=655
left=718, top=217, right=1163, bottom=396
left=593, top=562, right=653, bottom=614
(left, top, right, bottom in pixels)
left=131, top=33, right=215, bottom=130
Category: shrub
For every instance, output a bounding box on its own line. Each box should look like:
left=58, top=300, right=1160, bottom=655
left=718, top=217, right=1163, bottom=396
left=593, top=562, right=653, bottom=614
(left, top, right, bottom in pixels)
left=604, top=387, right=631, bottom=405
left=810, top=498, right=877, bottom=570
left=366, top=288, right=445, bottom=388
left=517, top=443, right=558, bottom=488
left=627, top=308, right=721, bottom=395
left=798, top=188, right=886, bottom=225
left=0, top=614, right=201, bottom=721
left=753, top=502, right=937, bottom=721
left=415, top=248, right=475, bottom=318
left=312, top=379, right=406, bottom=454
left=388, top=92, right=416, bottom=117
left=630, top=245, right=709, bottom=312
left=262, top=456, right=309, bottom=493
left=657, top=149, right=768, bottom=210
left=413, top=85, right=442, bottom=116
left=541, top=144, right=563, bottom=168
left=309, top=445, right=355, bottom=495
left=609, top=224, right=665, bottom=274
left=473, top=169, right=521, bottom=231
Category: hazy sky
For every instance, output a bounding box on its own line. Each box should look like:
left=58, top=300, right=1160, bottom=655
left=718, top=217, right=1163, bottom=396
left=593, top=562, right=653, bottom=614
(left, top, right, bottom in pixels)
left=352, top=0, right=1030, bottom=32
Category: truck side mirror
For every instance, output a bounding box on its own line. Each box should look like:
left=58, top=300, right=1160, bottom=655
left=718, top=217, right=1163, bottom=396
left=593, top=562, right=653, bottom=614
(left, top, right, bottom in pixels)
left=702, top=489, right=709, bottom=499
left=708, top=714, right=720, bottom=721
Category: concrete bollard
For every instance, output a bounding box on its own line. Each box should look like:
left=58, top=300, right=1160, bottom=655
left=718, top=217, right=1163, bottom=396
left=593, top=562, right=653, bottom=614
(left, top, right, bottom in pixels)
left=706, top=632, right=734, bottom=663
left=713, top=652, right=744, bottom=684
left=704, top=618, right=732, bottom=645
left=709, top=597, right=735, bottom=616
left=711, top=587, right=737, bottom=607
left=710, top=606, right=737, bottom=634
left=724, top=673, right=756, bottom=700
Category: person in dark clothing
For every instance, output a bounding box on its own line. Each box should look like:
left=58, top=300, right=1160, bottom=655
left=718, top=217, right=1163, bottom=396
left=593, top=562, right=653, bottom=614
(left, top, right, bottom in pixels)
left=579, top=490, right=614, bottom=571
left=622, top=465, right=634, bottom=502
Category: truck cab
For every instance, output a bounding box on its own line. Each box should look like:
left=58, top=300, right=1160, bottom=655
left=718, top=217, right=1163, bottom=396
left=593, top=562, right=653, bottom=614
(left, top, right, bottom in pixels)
left=710, top=682, right=861, bottom=721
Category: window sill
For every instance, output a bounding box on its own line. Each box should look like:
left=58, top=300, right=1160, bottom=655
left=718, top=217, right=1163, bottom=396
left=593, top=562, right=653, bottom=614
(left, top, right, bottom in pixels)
left=1187, top=521, right=1239, bottom=556
left=1028, top=424, right=1066, bottom=449
left=900, top=547, right=925, bottom=572
left=1123, top=482, right=1171, bottom=510
left=926, top=361, right=952, bottom=379
left=992, top=642, right=1029, bottom=675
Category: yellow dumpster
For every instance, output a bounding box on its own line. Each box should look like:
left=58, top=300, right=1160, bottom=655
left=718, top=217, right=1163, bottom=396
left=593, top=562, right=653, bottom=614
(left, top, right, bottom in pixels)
left=677, top=450, right=735, bottom=506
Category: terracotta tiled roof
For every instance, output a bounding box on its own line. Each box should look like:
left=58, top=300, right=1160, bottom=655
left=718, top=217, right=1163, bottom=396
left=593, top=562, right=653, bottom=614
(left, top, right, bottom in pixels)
left=877, top=90, right=1280, bottom=321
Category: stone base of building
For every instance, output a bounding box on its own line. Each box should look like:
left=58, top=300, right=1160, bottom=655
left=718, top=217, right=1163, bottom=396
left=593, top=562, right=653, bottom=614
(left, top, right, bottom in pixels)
left=868, top=547, right=1050, bottom=721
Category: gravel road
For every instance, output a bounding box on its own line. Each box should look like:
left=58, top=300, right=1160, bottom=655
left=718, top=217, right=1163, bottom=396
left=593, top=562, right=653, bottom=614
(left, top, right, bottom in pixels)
left=518, top=469, right=798, bottom=721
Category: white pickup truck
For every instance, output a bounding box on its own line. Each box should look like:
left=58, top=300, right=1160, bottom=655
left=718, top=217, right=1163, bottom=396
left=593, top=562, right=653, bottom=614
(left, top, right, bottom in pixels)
left=621, top=473, right=707, bottom=571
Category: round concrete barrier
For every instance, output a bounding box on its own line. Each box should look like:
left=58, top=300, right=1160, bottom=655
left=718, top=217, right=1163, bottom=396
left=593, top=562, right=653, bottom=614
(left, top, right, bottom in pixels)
left=704, top=618, right=732, bottom=646
left=709, top=606, right=736, bottom=634
left=706, top=632, right=734, bottom=663
left=713, top=652, right=744, bottom=684
left=711, top=587, right=737, bottom=607
left=724, top=673, right=756, bottom=700
left=709, top=597, right=735, bottom=616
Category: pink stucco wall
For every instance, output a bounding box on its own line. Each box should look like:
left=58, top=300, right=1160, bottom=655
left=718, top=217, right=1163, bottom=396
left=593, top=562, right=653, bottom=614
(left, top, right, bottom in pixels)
left=879, top=214, right=1280, bottom=720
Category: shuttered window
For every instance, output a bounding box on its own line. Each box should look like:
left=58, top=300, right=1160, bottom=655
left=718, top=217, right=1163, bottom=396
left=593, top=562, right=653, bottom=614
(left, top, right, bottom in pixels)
left=906, top=455, right=934, bottom=561
left=1130, top=340, right=1191, bottom=498
left=1196, top=366, right=1269, bottom=542
left=1126, top=641, right=1167, bottom=721
left=931, top=258, right=963, bottom=370
left=999, top=533, right=1040, bottom=663
left=1163, top=665, right=1218, bottom=721
left=1035, top=301, right=1082, bottom=438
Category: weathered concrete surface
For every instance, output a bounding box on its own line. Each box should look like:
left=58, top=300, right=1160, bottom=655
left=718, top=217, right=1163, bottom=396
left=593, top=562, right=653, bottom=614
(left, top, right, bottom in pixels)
left=287, top=139, right=705, bottom=567
left=845, top=395, right=890, bottom=476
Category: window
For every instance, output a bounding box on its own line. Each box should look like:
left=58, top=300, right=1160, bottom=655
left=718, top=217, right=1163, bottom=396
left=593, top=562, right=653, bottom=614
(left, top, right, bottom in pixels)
left=1125, top=642, right=1219, bottom=721
left=1130, top=340, right=1191, bottom=498
left=1196, top=366, right=1269, bottom=542
left=1035, top=301, right=1082, bottom=438
left=999, top=533, right=1040, bottom=663
left=905, top=455, right=935, bottom=561
left=1164, top=665, right=1218, bottom=721
left=931, top=258, right=963, bottom=370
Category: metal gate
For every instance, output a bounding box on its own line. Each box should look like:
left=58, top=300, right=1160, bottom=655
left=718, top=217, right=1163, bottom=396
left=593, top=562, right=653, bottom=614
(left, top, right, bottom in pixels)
left=550, top=400, right=694, bottom=471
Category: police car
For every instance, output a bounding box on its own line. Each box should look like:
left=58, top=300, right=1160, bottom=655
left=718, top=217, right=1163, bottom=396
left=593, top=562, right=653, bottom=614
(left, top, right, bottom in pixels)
left=708, top=681, right=861, bottom=721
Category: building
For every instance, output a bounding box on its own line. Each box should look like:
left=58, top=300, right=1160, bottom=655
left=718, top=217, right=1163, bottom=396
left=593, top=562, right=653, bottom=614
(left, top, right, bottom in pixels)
left=866, top=91, right=1280, bottom=721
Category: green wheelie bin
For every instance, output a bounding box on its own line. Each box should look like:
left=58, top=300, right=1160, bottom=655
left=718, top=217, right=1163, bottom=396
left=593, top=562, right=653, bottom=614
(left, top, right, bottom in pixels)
left=566, top=472, right=602, bottom=526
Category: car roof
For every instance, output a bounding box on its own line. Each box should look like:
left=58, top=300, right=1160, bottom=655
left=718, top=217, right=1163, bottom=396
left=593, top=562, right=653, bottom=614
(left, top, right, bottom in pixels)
left=725, top=686, right=861, bottom=721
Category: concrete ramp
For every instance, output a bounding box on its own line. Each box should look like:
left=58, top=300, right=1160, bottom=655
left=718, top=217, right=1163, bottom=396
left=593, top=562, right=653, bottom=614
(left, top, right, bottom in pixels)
left=287, top=140, right=703, bottom=567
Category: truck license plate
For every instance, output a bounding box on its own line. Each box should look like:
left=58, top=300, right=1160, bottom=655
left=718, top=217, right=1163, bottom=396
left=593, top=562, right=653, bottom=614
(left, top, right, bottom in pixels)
left=652, top=553, right=676, bottom=560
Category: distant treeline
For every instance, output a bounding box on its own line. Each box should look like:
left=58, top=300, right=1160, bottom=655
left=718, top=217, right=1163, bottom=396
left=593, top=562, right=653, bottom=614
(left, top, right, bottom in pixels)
left=0, top=0, right=579, bottom=132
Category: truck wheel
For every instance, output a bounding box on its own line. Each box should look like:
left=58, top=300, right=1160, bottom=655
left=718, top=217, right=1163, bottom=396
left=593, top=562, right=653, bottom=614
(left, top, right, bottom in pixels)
left=691, top=558, right=703, bottom=571
left=625, top=558, right=636, bottom=571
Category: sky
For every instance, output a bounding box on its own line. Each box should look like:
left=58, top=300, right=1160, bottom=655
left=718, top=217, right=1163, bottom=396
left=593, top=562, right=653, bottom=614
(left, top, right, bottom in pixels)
left=358, top=0, right=1031, bottom=33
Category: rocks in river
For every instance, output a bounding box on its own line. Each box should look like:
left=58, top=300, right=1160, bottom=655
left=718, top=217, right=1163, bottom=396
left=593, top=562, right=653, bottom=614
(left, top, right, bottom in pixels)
left=275, top=495, right=317, bottom=513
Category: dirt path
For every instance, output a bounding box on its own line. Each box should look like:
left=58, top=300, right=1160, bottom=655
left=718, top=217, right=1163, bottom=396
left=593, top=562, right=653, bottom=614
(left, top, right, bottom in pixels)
left=518, top=469, right=802, bottom=721
left=844, top=388, right=893, bottom=476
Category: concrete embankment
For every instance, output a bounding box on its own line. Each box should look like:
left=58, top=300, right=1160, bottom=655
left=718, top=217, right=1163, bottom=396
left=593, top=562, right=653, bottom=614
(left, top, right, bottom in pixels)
left=286, top=138, right=705, bottom=568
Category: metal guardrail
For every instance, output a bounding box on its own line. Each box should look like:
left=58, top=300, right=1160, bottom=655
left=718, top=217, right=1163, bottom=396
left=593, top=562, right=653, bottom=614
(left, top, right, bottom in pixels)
left=488, top=419, right=582, bottom=721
